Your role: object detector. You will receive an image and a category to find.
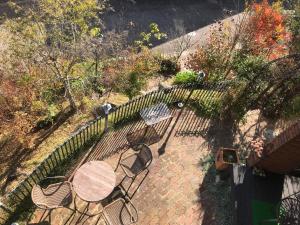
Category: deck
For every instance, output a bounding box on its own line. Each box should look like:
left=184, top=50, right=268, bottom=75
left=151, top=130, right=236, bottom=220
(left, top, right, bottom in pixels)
left=28, top=109, right=228, bottom=225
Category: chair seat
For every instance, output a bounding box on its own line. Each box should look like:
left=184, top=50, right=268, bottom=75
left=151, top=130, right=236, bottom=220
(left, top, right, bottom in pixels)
left=32, top=182, right=72, bottom=209
left=103, top=199, right=133, bottom=225
left=120, top=155, right=144, bottom=178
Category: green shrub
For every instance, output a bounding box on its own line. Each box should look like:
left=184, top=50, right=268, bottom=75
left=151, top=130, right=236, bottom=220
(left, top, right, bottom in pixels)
left=288, top=2, right=300, bottom=53
left=116, top=71, right=146, bottom=100
left=174, top=70, right=197, bottom=85
left=190, top=97, right=221, bottom=118
left=159, top=58, right=179, bottom=76
left=284, top=95, right=300, bottom=118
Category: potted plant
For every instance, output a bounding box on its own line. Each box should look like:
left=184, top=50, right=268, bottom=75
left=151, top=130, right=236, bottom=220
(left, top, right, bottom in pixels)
left=215, top=148, right=239, bottom=171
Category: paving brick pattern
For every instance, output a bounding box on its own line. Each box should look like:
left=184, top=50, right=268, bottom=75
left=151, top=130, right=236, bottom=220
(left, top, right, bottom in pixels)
left=29, top=112, right=212, bottom=225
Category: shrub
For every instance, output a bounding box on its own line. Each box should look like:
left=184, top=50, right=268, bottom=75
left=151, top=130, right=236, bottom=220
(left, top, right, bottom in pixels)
left=117, top=72, right=146, bottom=99
left=284, top=95, right=300, bottom=118
left=79, top=96, right=95, bottom=112
left=103, top=48, right=160, bottom=99
left=174, top=70, right=197, bottom=84
left=190, top=97, right=221, bottom=119
left=244, top=0, right=291, bottom=60
left=288, top=1, right=300, bottom=53
left=220, top=54, right=267, bottom=121
left=185, top=18, right=240, bottom=81
left=158, top=57, right=180, bottom=76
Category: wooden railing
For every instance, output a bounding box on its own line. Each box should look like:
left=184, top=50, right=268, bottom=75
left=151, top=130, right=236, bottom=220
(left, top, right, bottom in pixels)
left=0, top=82, right=228, bottom=223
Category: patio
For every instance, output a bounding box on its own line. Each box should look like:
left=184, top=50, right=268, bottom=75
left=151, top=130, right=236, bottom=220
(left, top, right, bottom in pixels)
left=28, top=109, right=226, bottom=225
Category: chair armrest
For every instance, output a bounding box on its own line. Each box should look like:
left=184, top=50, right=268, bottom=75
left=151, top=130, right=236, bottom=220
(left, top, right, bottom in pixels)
left=39, top=176, right=66, bottom=187
left=40, top=176, right=66, bottom=182
left=115, top=149, right=135, bottom=172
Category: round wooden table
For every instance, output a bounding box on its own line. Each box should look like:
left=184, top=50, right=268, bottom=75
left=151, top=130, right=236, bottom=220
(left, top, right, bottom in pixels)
left=73, top=161, right=116, bottom=202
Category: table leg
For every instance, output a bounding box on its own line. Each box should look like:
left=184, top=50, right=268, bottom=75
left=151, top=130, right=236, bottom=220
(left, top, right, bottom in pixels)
left=73, top=194, right=103, bottom=223
left=74, top=194, right=93, bottom=222
left=77, top=202, right=90, bottom=222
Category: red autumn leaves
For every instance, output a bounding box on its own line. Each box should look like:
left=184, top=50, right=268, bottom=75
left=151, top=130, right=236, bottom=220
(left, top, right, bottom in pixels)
left=248, top=0, right=291, bottom=60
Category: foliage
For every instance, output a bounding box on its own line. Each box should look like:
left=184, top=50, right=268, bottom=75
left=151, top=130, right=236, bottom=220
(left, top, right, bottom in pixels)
left=186, top=0, right=291, bottom=82
left=185, top=19, right=238, bottom=81
left=288, top=1, right=300, bottom=53
left=103, top=48, right=160, bottom=99
left=284, top=95, right=300, bottom=118
left=79, top=96, right=96, bottom=112
left=134, top=23, right=167, bottom=49
left=221, top=54, right=267, bottom=121
left=244, top=0, right=291, bottom=60
left=0, top=0, right=108, bottom=154
left=199, top=153, right=214, bottom=171
left=124, top=72, right=146, bottom=99
left=157, top=56, right=180, bottom=76
left=174, top=70, right=198, bottom=84
left=5, top=0, right=107, bottom=111
left=191, top=97, right=222, bottom=119
left=184, top=0, right=297, bottom=122
left=231, top=53, right=267, bottom=80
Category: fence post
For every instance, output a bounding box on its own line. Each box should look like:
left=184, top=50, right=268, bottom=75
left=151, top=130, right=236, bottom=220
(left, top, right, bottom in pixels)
left=102, top=103, right=112, bottom=132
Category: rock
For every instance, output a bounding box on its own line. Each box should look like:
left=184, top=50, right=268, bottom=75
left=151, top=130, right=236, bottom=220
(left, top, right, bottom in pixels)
left=158, top=82, right=172, bottom=90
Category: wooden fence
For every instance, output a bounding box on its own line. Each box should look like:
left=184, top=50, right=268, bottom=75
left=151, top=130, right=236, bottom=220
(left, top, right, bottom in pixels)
left=0, top=82, right=227, bottom=224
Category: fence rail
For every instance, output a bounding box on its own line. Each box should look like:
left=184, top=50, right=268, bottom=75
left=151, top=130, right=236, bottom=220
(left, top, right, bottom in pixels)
left=0, top=82, right=227, bottom=223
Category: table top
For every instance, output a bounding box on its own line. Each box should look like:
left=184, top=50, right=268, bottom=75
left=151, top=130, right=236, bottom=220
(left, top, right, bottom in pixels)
left=72, top=161, right=116, bottom=202
left=140, top=103, right=172, bottom=126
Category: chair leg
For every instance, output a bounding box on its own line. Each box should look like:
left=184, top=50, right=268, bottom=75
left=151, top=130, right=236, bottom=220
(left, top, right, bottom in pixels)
left=64, top=209, right=76, bottom=225
left=39, top=209, right=50, bottom=222
left=118, top=174, right=128, bottom=191
left=114, top=150, right=129, bottom=172
left=130, top=169, right=149, bottom=199
left=117, top=175, right=135, bottom=199
left=48, top=210, right=52, bottom=224
left=125, top=176, right=136, bottom=198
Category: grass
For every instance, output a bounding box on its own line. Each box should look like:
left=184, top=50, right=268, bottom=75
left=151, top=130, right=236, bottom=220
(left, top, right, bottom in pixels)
left=1, top=92, right=130, bottom=194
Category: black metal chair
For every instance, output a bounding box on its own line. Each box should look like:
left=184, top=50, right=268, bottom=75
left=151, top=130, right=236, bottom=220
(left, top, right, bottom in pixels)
left=31, top=176, right=73, bottom=222
left=260, top=197, right=300, bottom=225
left=115, top=144, right=152, bottom=199
left=278, top=197, right=300, bottom=225
left=102, top=198, right=138, bottom=225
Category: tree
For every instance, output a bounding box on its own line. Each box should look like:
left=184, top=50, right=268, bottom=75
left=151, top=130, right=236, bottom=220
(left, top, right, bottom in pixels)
left=6, top=0, right=107, bottom=112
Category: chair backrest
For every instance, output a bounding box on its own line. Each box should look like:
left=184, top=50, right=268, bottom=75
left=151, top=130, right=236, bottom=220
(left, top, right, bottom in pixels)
left=137, top=144, right=152, bottom=169
left=31, top=185, right=48, bottom=209
left=278, top=197, right=300, bottom=225
left=104, top=198, right=138, bottom=225
left=31, top=181, right=72, bottom=209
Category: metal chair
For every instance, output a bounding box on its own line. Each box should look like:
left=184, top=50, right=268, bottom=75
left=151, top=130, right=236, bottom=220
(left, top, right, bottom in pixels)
left=115, top=144, right=152, bottom=199
left=278, top=197, right=300, bottom=225
left=260, top=197, right=300, bottom=225
left=102, top=198, right=138, bottom=225
left=31, top=176, right=73, bottom=222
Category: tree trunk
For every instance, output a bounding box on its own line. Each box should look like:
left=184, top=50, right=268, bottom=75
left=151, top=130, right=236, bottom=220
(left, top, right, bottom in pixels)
left=64, top=80, right=77, bottom=112
left=95, top=52, right=98, bottom=76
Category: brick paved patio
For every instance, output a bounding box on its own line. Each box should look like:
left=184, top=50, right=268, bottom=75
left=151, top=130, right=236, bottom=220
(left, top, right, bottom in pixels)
left=28, top=110, right=220, bottom=225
